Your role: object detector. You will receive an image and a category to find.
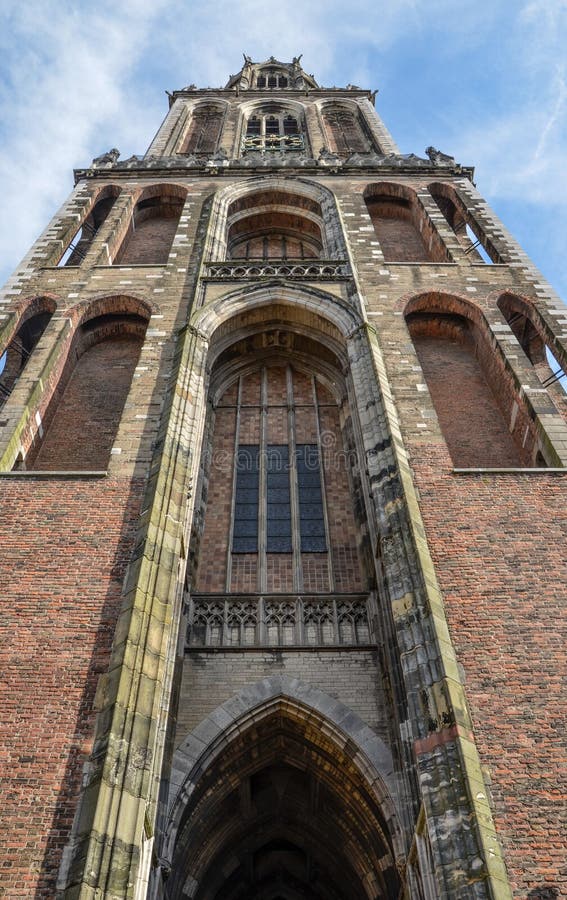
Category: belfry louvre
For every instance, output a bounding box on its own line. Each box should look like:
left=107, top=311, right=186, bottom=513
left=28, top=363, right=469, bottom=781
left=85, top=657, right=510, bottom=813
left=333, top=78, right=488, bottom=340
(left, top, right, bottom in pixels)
left=0, top=56, right=565, bottom=900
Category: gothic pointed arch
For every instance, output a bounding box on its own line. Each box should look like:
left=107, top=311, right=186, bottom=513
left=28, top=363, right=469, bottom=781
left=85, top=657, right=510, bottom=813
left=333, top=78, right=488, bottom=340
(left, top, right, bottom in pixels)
left=364, top=182, right=449, bottom=263
left=164, top=677, right=404, bottom=900
left=0, top=296, right=56, bottom=408
left=179, top=101, right=227, bottom=156
left=238, top=99, right=309, bottom=155
left=205, top=176, right=349, bottom=264
left=319, top=100, right=373, bottom=156
left=24, top=294, right=151, bottom=470
left=404, top=291, right=544, bottom=466
left=113, top=183, right=187, bottom=265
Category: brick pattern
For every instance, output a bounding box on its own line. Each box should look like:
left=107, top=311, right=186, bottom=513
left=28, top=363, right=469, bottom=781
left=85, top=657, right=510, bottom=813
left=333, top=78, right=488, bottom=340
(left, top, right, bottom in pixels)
left=0, top=476, right=143, bottom=898
left=411, top=450, right=567, bottom=898
left=29, top=335, right=143, bottom=471
left=115, top=215, right=180, bottom=265
left=411, top=332, right=523, bottom=467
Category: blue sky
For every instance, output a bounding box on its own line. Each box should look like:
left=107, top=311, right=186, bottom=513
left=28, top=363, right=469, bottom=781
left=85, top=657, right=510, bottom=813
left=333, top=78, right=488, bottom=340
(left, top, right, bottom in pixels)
left=0, top=0, right=566, bottom=301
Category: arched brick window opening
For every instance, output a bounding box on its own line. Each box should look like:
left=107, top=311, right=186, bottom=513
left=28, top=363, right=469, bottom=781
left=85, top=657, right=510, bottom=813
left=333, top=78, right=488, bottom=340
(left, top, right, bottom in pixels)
left=322, top=103, right=371, bottom=156
left=242, top=105, right=306, bottom=153
left=226, top=190, right=324, bottom=259
left=59, top=187, right=120, bottom=267
left=26, top=310, right=148, bottom=471
left=428, top=182, right=502, bottom=264
left=406, top=307, right=531, bottom=467
left=0, top=302, right=55, bottom=407
left=180, top=104, right=224, bottom=155
left=364, top=183, right=449, bottom=263
left=498, top=292, right=567, bottom=398
left=165, top=698, right=403, bottom=900
left=114, top=188, right=185, bottom=265
left=192, top=329, right=369, bottom=599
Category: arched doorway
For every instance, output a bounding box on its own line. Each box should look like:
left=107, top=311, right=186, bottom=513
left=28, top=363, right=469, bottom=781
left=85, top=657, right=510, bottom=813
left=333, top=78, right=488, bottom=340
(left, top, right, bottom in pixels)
left=164, top=680, right=404, bottom=900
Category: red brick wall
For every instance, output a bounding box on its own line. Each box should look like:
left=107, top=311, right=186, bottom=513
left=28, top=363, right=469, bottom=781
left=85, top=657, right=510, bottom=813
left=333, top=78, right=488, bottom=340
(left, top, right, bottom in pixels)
left=29, top=335, right=142, bottom=471
left=411, top=331, right=523, bottom=467
left=115, top=215, right=179, bottom=265
left=0, top=476, right=143, bottom=898
left=411, top=447, right=567, bottom=897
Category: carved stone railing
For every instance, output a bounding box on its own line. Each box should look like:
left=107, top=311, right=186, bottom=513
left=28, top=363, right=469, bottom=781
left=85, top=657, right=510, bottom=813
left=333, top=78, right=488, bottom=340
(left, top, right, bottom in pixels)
left=186, top=593, right=373, bottom=648
left=241, top=134, right=305, bottom=153
left=203, top=259, right=350, bottom=281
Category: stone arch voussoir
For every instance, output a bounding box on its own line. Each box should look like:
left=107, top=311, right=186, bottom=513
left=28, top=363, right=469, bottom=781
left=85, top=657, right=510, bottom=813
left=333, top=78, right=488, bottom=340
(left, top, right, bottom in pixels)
left=166, top=675, right=402, bottom=863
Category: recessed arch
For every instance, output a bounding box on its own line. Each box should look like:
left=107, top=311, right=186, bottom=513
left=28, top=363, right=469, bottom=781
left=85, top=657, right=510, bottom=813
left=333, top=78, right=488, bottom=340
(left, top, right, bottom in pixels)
left=318, top=99, right=373, bottom=156
left=164, top=677, right=404, bottom=900
left=404, top=291, right=537, bottom=466
left=114, top=183, right=187, bottom=265
left=179, top=100, right=228, bottom=155
left=206, top=179, right=349, bottom=268
left=364, top=182, right=449, bottom=263
left=59, top=184, right=121, bottom=267
left=428, top=181, right=502, bottom=263
left=0, top=296, right=56, bottom=406
left=25, top=294, right=151, bottom=470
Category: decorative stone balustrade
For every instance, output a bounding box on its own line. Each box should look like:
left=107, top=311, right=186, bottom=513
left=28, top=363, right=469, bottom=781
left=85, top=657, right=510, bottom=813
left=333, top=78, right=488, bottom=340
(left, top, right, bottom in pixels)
left=203, top=259, right=350, bottom=280
left=186, top=593, right=373, bottom=648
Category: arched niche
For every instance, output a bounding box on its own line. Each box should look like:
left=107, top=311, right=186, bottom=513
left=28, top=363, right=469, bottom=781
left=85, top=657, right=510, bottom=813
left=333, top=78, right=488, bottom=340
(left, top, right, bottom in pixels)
left=364, top=183, right=449, bottom=263
left=163, top=680, right=404, bottom=900
left=179, top=102, right=226, bottom=156
left=208, top=177, right=348, bottom=264
left=59, top=185, right=121, bottom=266
left=320, top=101, right=372, bottom=156
left=428, top=182, right=502, bottom=264
left=0, top=298, right=55, bottom=406
left=114, top=184, right=186, bottom=265
left=191, top=314, right=370, bottom=596
left=25, top=297, right=150, bottom=471
left=239, top=101, right=308, bottom=155
left=405, top=293, right=535, bottom=467
left=225, top=189, right=325, bottom=260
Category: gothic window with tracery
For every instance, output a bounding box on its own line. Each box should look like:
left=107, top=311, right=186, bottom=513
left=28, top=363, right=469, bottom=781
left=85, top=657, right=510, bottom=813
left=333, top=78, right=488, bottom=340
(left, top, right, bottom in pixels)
left=243, top=110, right=303, bottom=152
left=323, top=107, right=369, bottom=156
left=181, top=105, right=224, bottom=155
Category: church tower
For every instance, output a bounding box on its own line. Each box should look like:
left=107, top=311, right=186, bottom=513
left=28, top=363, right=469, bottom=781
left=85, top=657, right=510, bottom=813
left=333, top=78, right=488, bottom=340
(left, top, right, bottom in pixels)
left=0, top=56, right=565, bottom=900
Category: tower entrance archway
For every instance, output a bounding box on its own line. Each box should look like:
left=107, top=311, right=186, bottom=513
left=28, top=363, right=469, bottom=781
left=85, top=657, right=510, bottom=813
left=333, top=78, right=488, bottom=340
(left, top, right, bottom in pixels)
left=164, top=682, right=404, bottom=900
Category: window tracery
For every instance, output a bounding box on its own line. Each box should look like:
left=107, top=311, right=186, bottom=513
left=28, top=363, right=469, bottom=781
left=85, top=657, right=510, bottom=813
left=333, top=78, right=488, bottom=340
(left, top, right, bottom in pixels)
left=243, top=111, right=303, bottom=152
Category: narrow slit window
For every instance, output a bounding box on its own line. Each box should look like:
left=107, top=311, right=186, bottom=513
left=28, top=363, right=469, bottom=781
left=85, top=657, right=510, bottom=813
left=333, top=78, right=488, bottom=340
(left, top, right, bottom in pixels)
left=266, top=445, right=292, bottom=552
left=297, top=444, right=326, bottom=552
left=232, top=445, right=260, bottom=553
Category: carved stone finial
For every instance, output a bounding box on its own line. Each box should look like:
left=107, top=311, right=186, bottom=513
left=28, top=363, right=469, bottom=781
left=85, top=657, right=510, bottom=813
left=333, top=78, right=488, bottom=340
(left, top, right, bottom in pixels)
left=91, top=148, right=120, bottom=168
left=292, top=54, right=303, bottom=67
left=243, top=53, right=252, bottom=65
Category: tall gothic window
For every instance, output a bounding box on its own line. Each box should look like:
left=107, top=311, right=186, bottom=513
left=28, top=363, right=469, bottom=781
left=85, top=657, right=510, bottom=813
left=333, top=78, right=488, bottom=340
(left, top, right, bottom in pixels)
left=195, top=356, right=365, bottom=595
left=180, top=105, right=224, bottom=155
left=243, top=110, right=303, bottom=152
left=322, top=106, right=369, bottom=156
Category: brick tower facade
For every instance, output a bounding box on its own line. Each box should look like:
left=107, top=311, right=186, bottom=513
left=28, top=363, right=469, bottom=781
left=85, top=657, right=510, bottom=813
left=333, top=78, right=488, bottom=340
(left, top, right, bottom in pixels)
left=0, top=56, right=565, bottom=900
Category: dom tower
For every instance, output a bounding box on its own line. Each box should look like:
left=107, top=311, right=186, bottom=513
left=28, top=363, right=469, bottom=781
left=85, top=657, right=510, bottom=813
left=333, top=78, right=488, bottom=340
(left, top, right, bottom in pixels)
left=0, top=57, right=565, bottom=900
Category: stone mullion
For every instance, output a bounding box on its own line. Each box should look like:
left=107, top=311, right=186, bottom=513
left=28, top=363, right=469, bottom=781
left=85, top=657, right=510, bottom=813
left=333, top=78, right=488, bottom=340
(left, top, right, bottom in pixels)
left=287, top=365, right=302, bottom=591
left=312, top=376, right=335, bottom=591
left=63, top=323, right=210, bottom=898
left=348, top=323, right=512, bottom=898
left=225, top=377, right=242, bottom=592
left=258, top=367, right=268, bottom=592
